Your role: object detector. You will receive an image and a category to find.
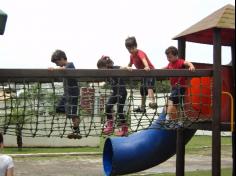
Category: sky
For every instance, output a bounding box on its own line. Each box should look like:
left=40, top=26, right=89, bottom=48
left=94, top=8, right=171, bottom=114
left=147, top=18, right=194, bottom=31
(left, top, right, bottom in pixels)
left=0, top=0, right=235, bottom=69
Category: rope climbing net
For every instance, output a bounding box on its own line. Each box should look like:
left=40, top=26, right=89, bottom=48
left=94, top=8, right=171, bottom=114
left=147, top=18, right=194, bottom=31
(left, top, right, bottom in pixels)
left=0, top=69, right=213, bottom=138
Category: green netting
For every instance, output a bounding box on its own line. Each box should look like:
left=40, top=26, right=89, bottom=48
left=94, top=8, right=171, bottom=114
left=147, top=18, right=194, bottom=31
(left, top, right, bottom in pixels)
left=0, top=78, right=211, bottom=138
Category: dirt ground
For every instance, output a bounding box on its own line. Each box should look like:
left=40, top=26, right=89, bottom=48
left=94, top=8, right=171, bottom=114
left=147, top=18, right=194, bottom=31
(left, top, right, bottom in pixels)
left=12, top=153, right=232, bottom=176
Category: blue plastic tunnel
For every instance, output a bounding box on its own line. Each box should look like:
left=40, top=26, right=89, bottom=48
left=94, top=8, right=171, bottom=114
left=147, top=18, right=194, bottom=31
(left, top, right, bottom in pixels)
left=103, top=115, right=196, bottom=175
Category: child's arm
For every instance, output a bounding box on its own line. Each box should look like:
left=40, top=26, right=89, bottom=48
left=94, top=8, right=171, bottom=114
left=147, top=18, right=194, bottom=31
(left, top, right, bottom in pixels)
left=6, top=167, right=14, bottom=176
left=141, top=58, right=150, bottom=71
left=161, top=66, right=168, bottom=69
left=120, top=66, right=132, bottom=71
left=184, top=61, right=195, bottom=71
left=48, top=66, right=65, bottom=70
left=120, top=62, right=133, bottom=71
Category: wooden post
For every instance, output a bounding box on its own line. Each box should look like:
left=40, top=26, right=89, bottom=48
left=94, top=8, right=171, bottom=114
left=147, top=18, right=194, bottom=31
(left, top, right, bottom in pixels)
left=231, top=42, right=235, bottom=176
left=178, top=39, right=186, bottom=59
left=176, top=128, right=185, bottom=176
left=212, top=28, right=222, bottom=176
left=176, top=39, right=186, bottom=176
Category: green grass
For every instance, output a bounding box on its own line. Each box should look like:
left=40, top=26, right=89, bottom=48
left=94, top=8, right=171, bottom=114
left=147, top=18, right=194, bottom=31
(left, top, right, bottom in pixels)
left=185, top=135, right=232, bottom=156
left=3, top=135, right=232, bottom=155
left=3, top=137, right=106, bottom=154
left=144, top=168, right=232, bottom=176
left=3, top=146, right=102, bottom=154
left=2, top=135, right=233, bottom=176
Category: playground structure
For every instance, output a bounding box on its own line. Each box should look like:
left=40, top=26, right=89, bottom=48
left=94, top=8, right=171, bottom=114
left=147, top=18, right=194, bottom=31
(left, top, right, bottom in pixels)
left=0, top=4, right=235, bottom=176
left=103, top=4, right=235, bottom=176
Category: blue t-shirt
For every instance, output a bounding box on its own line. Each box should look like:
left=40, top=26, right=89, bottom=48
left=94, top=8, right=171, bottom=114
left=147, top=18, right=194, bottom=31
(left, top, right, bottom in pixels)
left=64, top=62, right=78, bottom=96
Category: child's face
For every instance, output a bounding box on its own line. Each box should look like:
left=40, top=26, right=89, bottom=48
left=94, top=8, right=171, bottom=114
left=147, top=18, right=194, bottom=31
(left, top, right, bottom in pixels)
left=167, top=53, right=178, bottom=63
left=54, top=58, right=65, bottom=67
left=126, top=46, right=137, bottom=54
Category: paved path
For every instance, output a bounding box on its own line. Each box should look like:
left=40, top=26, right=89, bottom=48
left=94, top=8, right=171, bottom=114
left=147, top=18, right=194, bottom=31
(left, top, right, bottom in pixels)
left=12, top=153, right=232, bottom=176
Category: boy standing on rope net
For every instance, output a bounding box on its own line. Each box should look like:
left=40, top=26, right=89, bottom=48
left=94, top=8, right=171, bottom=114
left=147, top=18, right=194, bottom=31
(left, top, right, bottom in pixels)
left=161, top=46, right=195, bottom=120
left=49, top=49, right=81, bottom=139
left=97, top=56, right=128, bottom=136
left=125, top=36, right=157, bottom=113
left=0, top=133, right=14, bottom=176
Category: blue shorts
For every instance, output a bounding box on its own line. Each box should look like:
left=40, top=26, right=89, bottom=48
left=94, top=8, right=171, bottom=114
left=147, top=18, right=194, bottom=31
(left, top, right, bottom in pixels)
left=169, top=87, right=185, bottom=105
left=56, top=87, right=79, bottom=118
left=56, top=95, right=78, bottom=118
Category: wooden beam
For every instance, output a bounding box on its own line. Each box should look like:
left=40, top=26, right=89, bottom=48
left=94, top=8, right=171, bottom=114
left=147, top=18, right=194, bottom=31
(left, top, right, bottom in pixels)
left=212, top=28, right=222, bottom=176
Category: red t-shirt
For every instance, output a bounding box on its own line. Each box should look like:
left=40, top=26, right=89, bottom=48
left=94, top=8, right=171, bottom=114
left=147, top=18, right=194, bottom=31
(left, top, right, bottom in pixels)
left=167, top=59, right=186, bottom=87
left=129, top=49, right=155, bottom=69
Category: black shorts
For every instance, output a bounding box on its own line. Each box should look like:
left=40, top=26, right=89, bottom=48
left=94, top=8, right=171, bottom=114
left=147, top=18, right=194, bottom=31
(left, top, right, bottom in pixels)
left=140, top=77, right=155, bottom=96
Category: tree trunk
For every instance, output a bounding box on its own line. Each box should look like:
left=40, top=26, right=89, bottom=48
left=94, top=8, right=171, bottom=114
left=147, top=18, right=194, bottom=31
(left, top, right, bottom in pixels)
left=16, top=126, right=23, bottom=151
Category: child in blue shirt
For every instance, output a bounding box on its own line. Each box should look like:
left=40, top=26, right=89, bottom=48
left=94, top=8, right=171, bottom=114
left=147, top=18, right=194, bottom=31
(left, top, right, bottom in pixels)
left=50, top=49, right=81, bottom=139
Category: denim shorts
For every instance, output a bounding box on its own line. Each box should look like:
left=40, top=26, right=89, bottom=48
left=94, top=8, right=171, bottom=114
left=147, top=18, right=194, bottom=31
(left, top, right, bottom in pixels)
left=169, top=87, right=185, bottom=105
left=56, top=93, right=78, bottom=118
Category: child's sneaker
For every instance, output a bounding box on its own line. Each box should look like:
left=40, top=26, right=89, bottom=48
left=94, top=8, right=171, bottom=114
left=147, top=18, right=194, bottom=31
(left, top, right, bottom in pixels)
left=67, top=132, right=82, bottom=139
left=115, top=123, right=128, bottom=136
left=102, top=120, right=114, bottom=135
left=67, top=127, right=82, bottom=139
left=133, top=106, right=146, bottom=113
left=149, top=102, right=157, bottom=109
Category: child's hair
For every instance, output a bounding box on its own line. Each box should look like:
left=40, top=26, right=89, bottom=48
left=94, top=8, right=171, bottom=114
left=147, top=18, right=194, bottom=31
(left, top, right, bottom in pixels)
left=165, top=46, right=178, bottom=56
left=51, top=49, right=67, bottom=63
left=0, top=133, right=3, bottom=144
left=97, top=56, right=114, bottom=69
left=125, top=36, right=137, bottom=49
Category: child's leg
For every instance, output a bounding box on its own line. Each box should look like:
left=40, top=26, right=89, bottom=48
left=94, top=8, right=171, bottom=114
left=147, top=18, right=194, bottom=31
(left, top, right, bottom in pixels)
left=167, top=87, right=185, bottom=119
left=167, top=100, right=178, bottom=119
left=105, top=96, right=116, bottom=120
left=148, top=89, right=157, bottom=109
left=133, top=82, right=147, bottom=113
left=116, top=93, right=127, bottom=125
left=148, top=89, right=155, bottom=103
left=103, top=96, right=116, bottom=134
left=140, top=81, right=147, bottom=109
left=67, top=95, right=82, bottom=139
left=147, top=78, right=157, bottom=109
left=115, top=93, right=128, bottom=136
left=141, top=95, right=146, bottom=109
left=72, top=116, right=80, bottom=130
left=56, top=96, right=66, bottom=113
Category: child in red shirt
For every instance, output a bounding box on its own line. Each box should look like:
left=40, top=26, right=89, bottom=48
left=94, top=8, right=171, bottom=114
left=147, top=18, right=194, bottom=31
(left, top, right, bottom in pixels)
left=162, top=46, right=195, bottom=119
left=125, top=36, right=157, bottom=113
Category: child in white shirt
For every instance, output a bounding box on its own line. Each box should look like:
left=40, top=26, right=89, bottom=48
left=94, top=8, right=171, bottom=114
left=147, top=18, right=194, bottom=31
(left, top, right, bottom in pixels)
left=0, top=133, right=14, bottom=176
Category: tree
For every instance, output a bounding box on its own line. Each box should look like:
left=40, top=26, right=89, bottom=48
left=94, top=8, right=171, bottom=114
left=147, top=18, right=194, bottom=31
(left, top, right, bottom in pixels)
left=4, top=82, right=55, bottom=150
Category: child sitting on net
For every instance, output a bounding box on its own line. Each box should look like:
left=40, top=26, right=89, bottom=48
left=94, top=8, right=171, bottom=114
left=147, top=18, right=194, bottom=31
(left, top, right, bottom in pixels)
left=97, top=56, right=128, bottom=136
